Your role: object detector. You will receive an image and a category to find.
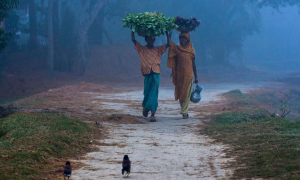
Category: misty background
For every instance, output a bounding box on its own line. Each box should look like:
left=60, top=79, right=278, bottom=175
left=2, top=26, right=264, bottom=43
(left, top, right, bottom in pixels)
left=244, top=6, right=300, bottom=74
left=0, top=0, right=299, bottom=100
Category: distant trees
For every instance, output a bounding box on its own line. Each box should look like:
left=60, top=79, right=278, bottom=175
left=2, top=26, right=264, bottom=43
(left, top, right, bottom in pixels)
left=196, top=1, right=260, bottom=66
left=75, top=0, right=131, bottom=74
left=88, top=0, right=130, bottom=46
left=1, top=0, right=299, bottom=77
left=76, top=0, right=106, bottom=74
left=58, top=1, right=77, bottom=72
left=48, top=0, right=54, bottom=77
left=1, top=0, right=109, bottom=75
left=199, top=0, right=300, bottom=65
left=0, top=0, right=18, bottom=52
left=256, top=0, right=300, bottom=9
left=148, top=0, right=260, bottom=66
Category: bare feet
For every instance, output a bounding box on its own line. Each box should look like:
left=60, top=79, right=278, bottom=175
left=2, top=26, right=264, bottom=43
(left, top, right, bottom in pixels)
left=150, top=113, right=157, bottom=122
left=143, top=109, right=149, bottom=117
left=183, top=114, right=189, bottom=119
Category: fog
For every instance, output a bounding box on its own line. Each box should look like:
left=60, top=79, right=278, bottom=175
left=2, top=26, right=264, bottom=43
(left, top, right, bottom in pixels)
left=244, top=6, right=300, bottom=74
left=0, top=0, right=299, bottom=100
left=1, top=1, right=300, bottom=179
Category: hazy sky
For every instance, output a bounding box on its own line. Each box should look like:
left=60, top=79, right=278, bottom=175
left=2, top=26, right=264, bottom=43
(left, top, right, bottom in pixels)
left=243, top=6, right=300, bottom=74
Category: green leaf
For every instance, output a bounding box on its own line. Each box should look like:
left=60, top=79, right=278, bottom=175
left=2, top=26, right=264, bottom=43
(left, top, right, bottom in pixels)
left=122, top=12, right=177, bottom=37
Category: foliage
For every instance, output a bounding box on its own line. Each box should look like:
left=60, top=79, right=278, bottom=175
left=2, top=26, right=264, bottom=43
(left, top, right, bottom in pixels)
left=256, top=0, right=300, bottom=9
left=0, top=28, right=11, bottom=52
left=174, top=16, right=200, bottom=31
left=122, top=12, right=177, bottom=37
left=4, top=11, right=19, bottom=50
left=0, top=0, right=18, bottom=22
left=0, top=0, right=18, bottom=52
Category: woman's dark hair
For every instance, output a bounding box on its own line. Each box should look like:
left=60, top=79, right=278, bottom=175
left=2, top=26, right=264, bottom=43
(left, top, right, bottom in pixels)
left=145, top=36, right=155, bottom=41
left=66, top=161, right=71, bottom=165
left=180, top=36, right=189, bottom=42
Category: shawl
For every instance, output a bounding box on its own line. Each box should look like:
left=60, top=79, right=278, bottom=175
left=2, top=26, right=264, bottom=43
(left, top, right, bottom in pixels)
left=167, top=32, right=195, bottom=69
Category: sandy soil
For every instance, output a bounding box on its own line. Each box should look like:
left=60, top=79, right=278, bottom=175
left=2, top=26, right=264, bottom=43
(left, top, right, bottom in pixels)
left=69, top=82, right=280, bottom=180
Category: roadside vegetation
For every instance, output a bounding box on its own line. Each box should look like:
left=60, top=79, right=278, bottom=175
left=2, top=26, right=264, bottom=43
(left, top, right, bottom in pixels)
left=203, top=89, right=300, bottom=179
left=0, top=112, right=102, bottom=180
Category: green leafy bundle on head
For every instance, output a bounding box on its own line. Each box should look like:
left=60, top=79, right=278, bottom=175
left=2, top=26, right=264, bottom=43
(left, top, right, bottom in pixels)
left=122, top=12, right=177, bottom=37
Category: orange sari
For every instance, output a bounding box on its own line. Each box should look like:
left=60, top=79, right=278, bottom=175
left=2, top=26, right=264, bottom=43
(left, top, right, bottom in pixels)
left=167, top=32, right=195, bottom=101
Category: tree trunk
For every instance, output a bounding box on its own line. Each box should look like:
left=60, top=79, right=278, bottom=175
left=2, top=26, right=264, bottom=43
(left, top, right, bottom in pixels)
left=29, top=0, right=37, bottom=50
left=53, top=0, right=59, bottom=46
left=48, top=0, right=54, bottom=77
left=89, top=9, right=105, bottom=46
left=102, top=27, right=113, bottom=44
left=41, top=0, right=45, bottom=19
left=52, top=0, right=60, bottom=70
left=98, top=15, right=104, bottom=45
left=77, top=32, right=88, bottom=75
left=0, top=19, right=5, bottom=31
left=77, top=0, right=106, bottom=75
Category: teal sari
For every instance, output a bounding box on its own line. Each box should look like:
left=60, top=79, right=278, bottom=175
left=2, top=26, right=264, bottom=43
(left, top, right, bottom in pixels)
left=143, top=71, right=160, bottom=114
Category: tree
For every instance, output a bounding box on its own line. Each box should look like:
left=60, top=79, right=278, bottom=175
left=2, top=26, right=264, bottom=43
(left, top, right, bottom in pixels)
left=48, top=0, right=54, bottom=77
left=88, top=0, right=130, bottom=46
left=52, top=0, right=60, bottom=71
left=29, top=0, right=37, bottom=50
left=0, top=0, right=18, bottom=52
left=202, top=1, right=260, bottom=65
left=256, top=0, right=300, bottom=9
left=133, top=0, right=260, bottom=66
left=158, top=0, right=260, bottom=66
left=76, top=0, right=106, bottom=74
left=58, top=1, right=78, bottom=72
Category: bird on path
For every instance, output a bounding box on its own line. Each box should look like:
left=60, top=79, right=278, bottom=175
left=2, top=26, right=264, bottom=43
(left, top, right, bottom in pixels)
left=95, top=121, right=100, bottom=126
left=63, top=161, right=72, bottom=180
left=122, top=155, right=131, bottom=177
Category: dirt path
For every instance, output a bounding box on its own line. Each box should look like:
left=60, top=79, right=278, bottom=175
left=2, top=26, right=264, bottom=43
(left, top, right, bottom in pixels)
left=71, top=82, right=278, bottom=180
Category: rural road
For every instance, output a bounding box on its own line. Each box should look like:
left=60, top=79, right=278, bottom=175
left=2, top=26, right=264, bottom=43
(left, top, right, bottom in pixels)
left=71, top=82, right=273, bottom=179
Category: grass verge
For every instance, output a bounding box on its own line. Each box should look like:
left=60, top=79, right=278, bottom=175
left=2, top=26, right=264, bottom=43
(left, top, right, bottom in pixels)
left=203, top=90, right=300, bottom=179
left=0, top=112, right=101, bottom=180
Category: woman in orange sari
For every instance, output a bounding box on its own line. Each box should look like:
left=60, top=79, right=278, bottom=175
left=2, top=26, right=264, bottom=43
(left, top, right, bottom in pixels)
left=167, top=32, right=198, bottom=119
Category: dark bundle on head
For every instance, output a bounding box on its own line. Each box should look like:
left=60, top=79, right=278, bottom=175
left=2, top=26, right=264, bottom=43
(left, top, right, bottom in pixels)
left=66, top=161, right=70, bottom=165
left=174, top=16, right=200, bottom=30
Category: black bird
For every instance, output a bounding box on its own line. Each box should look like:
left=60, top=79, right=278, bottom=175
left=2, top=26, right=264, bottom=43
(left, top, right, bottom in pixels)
left=122, top=155, right=131, bottom=177
left=63, top=161, right=72, bottom=180
left=95, top=121, right=100, bottom=126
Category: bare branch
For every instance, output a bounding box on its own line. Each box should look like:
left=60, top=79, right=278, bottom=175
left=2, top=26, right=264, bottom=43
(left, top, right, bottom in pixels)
left=281, top=110, right=291, bottom=118
left=79, top=0, right=106, bottom=32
